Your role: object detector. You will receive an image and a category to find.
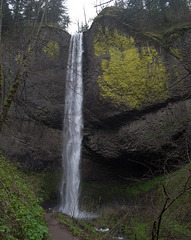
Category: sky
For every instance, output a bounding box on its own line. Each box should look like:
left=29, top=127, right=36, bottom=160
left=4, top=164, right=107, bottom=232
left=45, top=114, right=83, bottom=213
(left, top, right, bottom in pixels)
left=67, top=0, right=115, bottom=33
left=67, top=0, right=98, bottom=33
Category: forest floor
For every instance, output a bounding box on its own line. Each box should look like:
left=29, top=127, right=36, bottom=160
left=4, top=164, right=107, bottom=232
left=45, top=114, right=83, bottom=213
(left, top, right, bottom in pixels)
left=45, top=213, right=82, bottom=240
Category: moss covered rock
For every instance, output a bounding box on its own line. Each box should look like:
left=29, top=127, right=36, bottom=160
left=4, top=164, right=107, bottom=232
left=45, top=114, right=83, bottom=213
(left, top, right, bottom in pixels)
left=82, top=8, right=191, bottom=179
left=94, top=27, right=169, bottom=109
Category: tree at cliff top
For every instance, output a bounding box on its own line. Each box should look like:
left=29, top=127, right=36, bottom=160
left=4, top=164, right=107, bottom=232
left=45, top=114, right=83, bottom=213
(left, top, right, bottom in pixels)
left=112, top=0, right=191, bottom=31
left=0, top=0, right=47, bottom=131
left=45, top=0, right=69, bottom=28
left=3, top=0, right=69, bottom=30
left=0, top=0, right=69, bottom=132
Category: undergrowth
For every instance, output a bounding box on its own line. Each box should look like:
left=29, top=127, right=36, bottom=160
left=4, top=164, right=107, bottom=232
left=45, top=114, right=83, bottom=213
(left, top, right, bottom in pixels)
left=57, top=163, right=191, bottom=240
left=25, top=171, right=60, bottom=202
left=0, top=152, right=49, bottom=240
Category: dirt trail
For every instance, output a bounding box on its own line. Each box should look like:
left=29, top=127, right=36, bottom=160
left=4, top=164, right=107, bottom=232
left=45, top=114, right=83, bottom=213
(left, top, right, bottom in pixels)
left=45, top=213, right=80, bottom=240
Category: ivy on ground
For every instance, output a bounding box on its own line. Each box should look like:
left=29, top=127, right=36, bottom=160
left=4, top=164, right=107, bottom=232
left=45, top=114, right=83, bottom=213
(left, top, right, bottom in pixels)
left=0, top=152, right=49, bottom=240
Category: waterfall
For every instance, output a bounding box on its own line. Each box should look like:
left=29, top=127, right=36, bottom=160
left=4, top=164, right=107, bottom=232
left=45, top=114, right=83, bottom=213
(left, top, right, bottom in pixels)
left=59, top=33, right=83, bottom=217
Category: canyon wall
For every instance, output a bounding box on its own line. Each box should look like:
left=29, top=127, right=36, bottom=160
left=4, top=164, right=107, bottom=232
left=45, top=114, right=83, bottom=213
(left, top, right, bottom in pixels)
left=1, top=9, right=191, bottom=179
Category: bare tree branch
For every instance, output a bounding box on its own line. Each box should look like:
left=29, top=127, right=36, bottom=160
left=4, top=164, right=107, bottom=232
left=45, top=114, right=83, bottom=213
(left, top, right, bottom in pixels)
left=94, top=0, right=115, bottom=8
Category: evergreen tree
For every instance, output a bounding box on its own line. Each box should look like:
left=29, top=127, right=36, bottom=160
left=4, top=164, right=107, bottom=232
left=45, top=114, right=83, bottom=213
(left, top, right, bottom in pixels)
left=23, top=0, right=40, bottom=21
left=45, top=0, right=69, bottom=28
left=168, top=0, right=190, bottom=20
left=121, top=0, right=191, bottom=30
left=2, top=0, right=13, bottom=31
left=3, top=0, right=69, bottom=29
left=8, top=0, right=25, bottom=24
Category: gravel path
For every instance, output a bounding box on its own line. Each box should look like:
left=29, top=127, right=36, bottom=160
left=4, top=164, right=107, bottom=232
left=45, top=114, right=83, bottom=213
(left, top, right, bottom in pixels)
left=45, top=213, right=80, bottom=240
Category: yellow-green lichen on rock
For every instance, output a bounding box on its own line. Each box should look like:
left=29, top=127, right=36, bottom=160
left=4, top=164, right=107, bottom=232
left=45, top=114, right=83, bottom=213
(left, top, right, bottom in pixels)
left=43, top=41, right=60, bottom=58
left=15, top=50, right=23, bottom=64
left=94, top=27, right=169, bottom=109
left=170, top=47, right=183, bottom=61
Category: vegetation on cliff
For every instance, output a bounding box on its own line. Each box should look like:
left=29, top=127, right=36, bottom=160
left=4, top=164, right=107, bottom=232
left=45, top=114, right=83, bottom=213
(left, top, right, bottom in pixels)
left=0, top=0, right=70, bottom=132
left=98, top=0, right=191, bottom=33
left=94, top=27, right=169, bottom=109
left=0, top=2, right=191, bottom=240
left=2, top=0, right=69, bottom=32
left=43, top=40, right=60, bottom=59
left=0, top=152, right=49, bottom=240
left=56, top=163, right=191, bottom=240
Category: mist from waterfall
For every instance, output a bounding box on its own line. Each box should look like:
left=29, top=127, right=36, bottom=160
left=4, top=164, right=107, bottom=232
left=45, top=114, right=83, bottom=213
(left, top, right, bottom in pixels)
left=59, top=33, right=83, bottom=218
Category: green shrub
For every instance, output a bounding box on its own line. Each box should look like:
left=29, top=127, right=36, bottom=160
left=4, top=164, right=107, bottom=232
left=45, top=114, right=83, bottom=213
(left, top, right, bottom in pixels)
left=0, top=152, right=49, bottom=240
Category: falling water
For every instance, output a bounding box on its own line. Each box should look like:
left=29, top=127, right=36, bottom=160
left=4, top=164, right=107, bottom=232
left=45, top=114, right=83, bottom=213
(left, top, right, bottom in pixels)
left=59, top=33, right=83, bottom=217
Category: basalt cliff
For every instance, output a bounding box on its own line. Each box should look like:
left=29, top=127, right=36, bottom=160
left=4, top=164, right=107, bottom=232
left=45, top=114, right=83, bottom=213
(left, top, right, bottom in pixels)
left=1, top=8, right=191, bottom=179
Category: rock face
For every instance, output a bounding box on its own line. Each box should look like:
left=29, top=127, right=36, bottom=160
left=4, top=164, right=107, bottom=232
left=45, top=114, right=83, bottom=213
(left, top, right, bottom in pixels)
left=82, top=11, right=191, bottom=178
left=1, top=26, right=70, bottom=171
left=1, top=10, right=191, bottom=179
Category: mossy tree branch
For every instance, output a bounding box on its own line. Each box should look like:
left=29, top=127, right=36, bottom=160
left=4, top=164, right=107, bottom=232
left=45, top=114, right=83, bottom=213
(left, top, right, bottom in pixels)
left=0, top=71, right=22, bottom=131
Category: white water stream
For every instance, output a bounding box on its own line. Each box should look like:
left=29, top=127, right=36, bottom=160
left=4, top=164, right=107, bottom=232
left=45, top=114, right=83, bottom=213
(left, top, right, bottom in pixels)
left=59, top=33, right=83, bottom=217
